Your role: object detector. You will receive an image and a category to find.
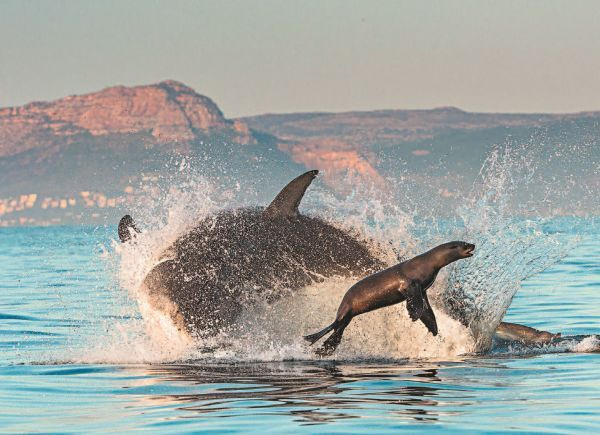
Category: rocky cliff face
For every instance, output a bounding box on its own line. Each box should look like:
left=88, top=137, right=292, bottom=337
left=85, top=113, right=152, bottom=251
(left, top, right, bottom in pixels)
left=0, top=80, right=252, bottom=158
left=0, top=81, right=302, bottom=226
left=241, top=108, right=600, bottom=192
left=279, top=138, right=385, bottom=188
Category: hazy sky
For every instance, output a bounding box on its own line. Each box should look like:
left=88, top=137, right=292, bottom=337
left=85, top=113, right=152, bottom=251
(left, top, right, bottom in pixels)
left=1, top=0, right=600, bottom=117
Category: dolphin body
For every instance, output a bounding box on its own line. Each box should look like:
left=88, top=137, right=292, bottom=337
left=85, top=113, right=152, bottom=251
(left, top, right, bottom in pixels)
left=120, top=170, right=388, bottom=335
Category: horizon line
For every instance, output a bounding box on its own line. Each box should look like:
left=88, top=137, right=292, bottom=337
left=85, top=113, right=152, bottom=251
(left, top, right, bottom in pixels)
left=3, top=79, right=600, bottom=120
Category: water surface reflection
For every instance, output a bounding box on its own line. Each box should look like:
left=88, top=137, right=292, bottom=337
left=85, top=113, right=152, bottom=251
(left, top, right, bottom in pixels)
left=135, top=361, right=485, bottom=425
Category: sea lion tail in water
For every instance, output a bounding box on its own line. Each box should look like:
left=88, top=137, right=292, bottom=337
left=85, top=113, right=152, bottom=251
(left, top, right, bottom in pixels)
left=495, top=322, right=561, bottom=345
left=118, top=214, right=140, bottom=243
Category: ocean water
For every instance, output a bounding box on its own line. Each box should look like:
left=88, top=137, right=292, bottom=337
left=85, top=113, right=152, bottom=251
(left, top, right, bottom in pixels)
left=0, top=219, right=599, bottom=433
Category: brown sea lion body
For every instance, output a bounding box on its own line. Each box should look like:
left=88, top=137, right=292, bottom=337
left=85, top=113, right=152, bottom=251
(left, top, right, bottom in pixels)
left=304, top=241, right=476, bottom=355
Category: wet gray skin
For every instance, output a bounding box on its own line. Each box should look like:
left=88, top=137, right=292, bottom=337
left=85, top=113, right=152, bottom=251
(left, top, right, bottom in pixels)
left=120, top=170, right=387, bottom=335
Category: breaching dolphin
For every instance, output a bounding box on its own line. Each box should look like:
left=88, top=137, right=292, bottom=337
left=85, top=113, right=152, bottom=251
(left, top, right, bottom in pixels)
left=119, top=170, right=388, bottom=335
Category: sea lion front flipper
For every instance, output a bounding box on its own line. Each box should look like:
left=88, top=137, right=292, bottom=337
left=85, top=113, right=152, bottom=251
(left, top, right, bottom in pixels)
left=263, top=170, right=319, bottom=219
left=405, top=282, right=425, bottom=321
left=419, top=293, right=438, bottom=336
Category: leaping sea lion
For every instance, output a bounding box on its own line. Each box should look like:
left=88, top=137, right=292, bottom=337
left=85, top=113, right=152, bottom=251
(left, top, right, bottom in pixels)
left=304, top=241, right=475, bottom=355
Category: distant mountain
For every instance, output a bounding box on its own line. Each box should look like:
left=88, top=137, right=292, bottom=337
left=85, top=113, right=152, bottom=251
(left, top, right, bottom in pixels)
left=240, top=108, right=600, bottom=212
left=240, top=107, right=599, bottom=177
left=0, top=80, right=253, bottom=157
left=0, top=81, right=598, bottom=226
left=240, top=107, right=568, bottom=144
left=0, top=81, right=302, bottom=226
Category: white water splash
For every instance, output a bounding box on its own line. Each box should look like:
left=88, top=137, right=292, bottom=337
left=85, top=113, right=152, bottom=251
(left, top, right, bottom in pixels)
left=573, top=335, right=600, bottom=353
left=80, top=144, right=590, bottom=364
left=439, top=146, right=575, bottom=350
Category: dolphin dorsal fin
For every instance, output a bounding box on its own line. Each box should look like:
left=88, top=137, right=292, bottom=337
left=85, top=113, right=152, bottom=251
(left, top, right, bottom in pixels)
left=263, top=170, right=319, bottom=219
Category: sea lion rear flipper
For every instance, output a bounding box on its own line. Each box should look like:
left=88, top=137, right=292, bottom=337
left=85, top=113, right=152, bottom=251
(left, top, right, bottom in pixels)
left=304, top=320, right=336, bottom=345
left=419, top=293, right=438, bottom=336
left=118, top=214, right=141, bottom=243
left=405, top=282, right=425, bottom=321
left=263, top=170, right=319, bottom=219
left=316, top=330, right=344, bottom=356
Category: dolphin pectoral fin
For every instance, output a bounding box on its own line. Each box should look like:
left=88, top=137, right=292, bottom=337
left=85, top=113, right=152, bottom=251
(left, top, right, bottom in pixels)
left=405, top=282, right=425, bottom=322
left=118, top=214, right=141, bottom=243
left=263, top=170, right=319, bottom=219
left=419, top=293, right=438, bottom=336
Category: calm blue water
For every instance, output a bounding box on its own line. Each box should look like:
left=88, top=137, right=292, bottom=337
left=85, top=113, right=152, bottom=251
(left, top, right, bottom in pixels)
left=1, top=223, right=599, bottom=432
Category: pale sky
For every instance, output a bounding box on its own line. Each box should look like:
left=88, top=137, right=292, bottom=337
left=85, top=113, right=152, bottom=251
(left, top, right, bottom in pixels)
left=1, top=0, right=600, bottom=117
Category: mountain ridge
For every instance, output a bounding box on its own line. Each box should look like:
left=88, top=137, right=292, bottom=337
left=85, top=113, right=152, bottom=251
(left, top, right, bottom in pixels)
left=0, top=80, right=256, bottom=158
left=0, top=80, right=598, bottom=226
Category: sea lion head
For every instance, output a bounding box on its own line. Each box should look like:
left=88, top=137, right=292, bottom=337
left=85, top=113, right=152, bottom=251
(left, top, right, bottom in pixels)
left=435, top=241, right=476, bottom=266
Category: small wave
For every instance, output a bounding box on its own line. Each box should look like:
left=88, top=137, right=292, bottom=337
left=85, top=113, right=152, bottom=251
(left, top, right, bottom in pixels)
left=0, top=313, right=39, bottom=321
left=491, top=334, right=600, bottom=357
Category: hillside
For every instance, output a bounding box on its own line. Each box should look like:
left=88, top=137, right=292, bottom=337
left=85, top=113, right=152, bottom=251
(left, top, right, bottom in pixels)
left=241, top=109, right=600, bottom=207
left=0, top=81, right=302, bottom=226
left=0, top=81, right=598, bottom=226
